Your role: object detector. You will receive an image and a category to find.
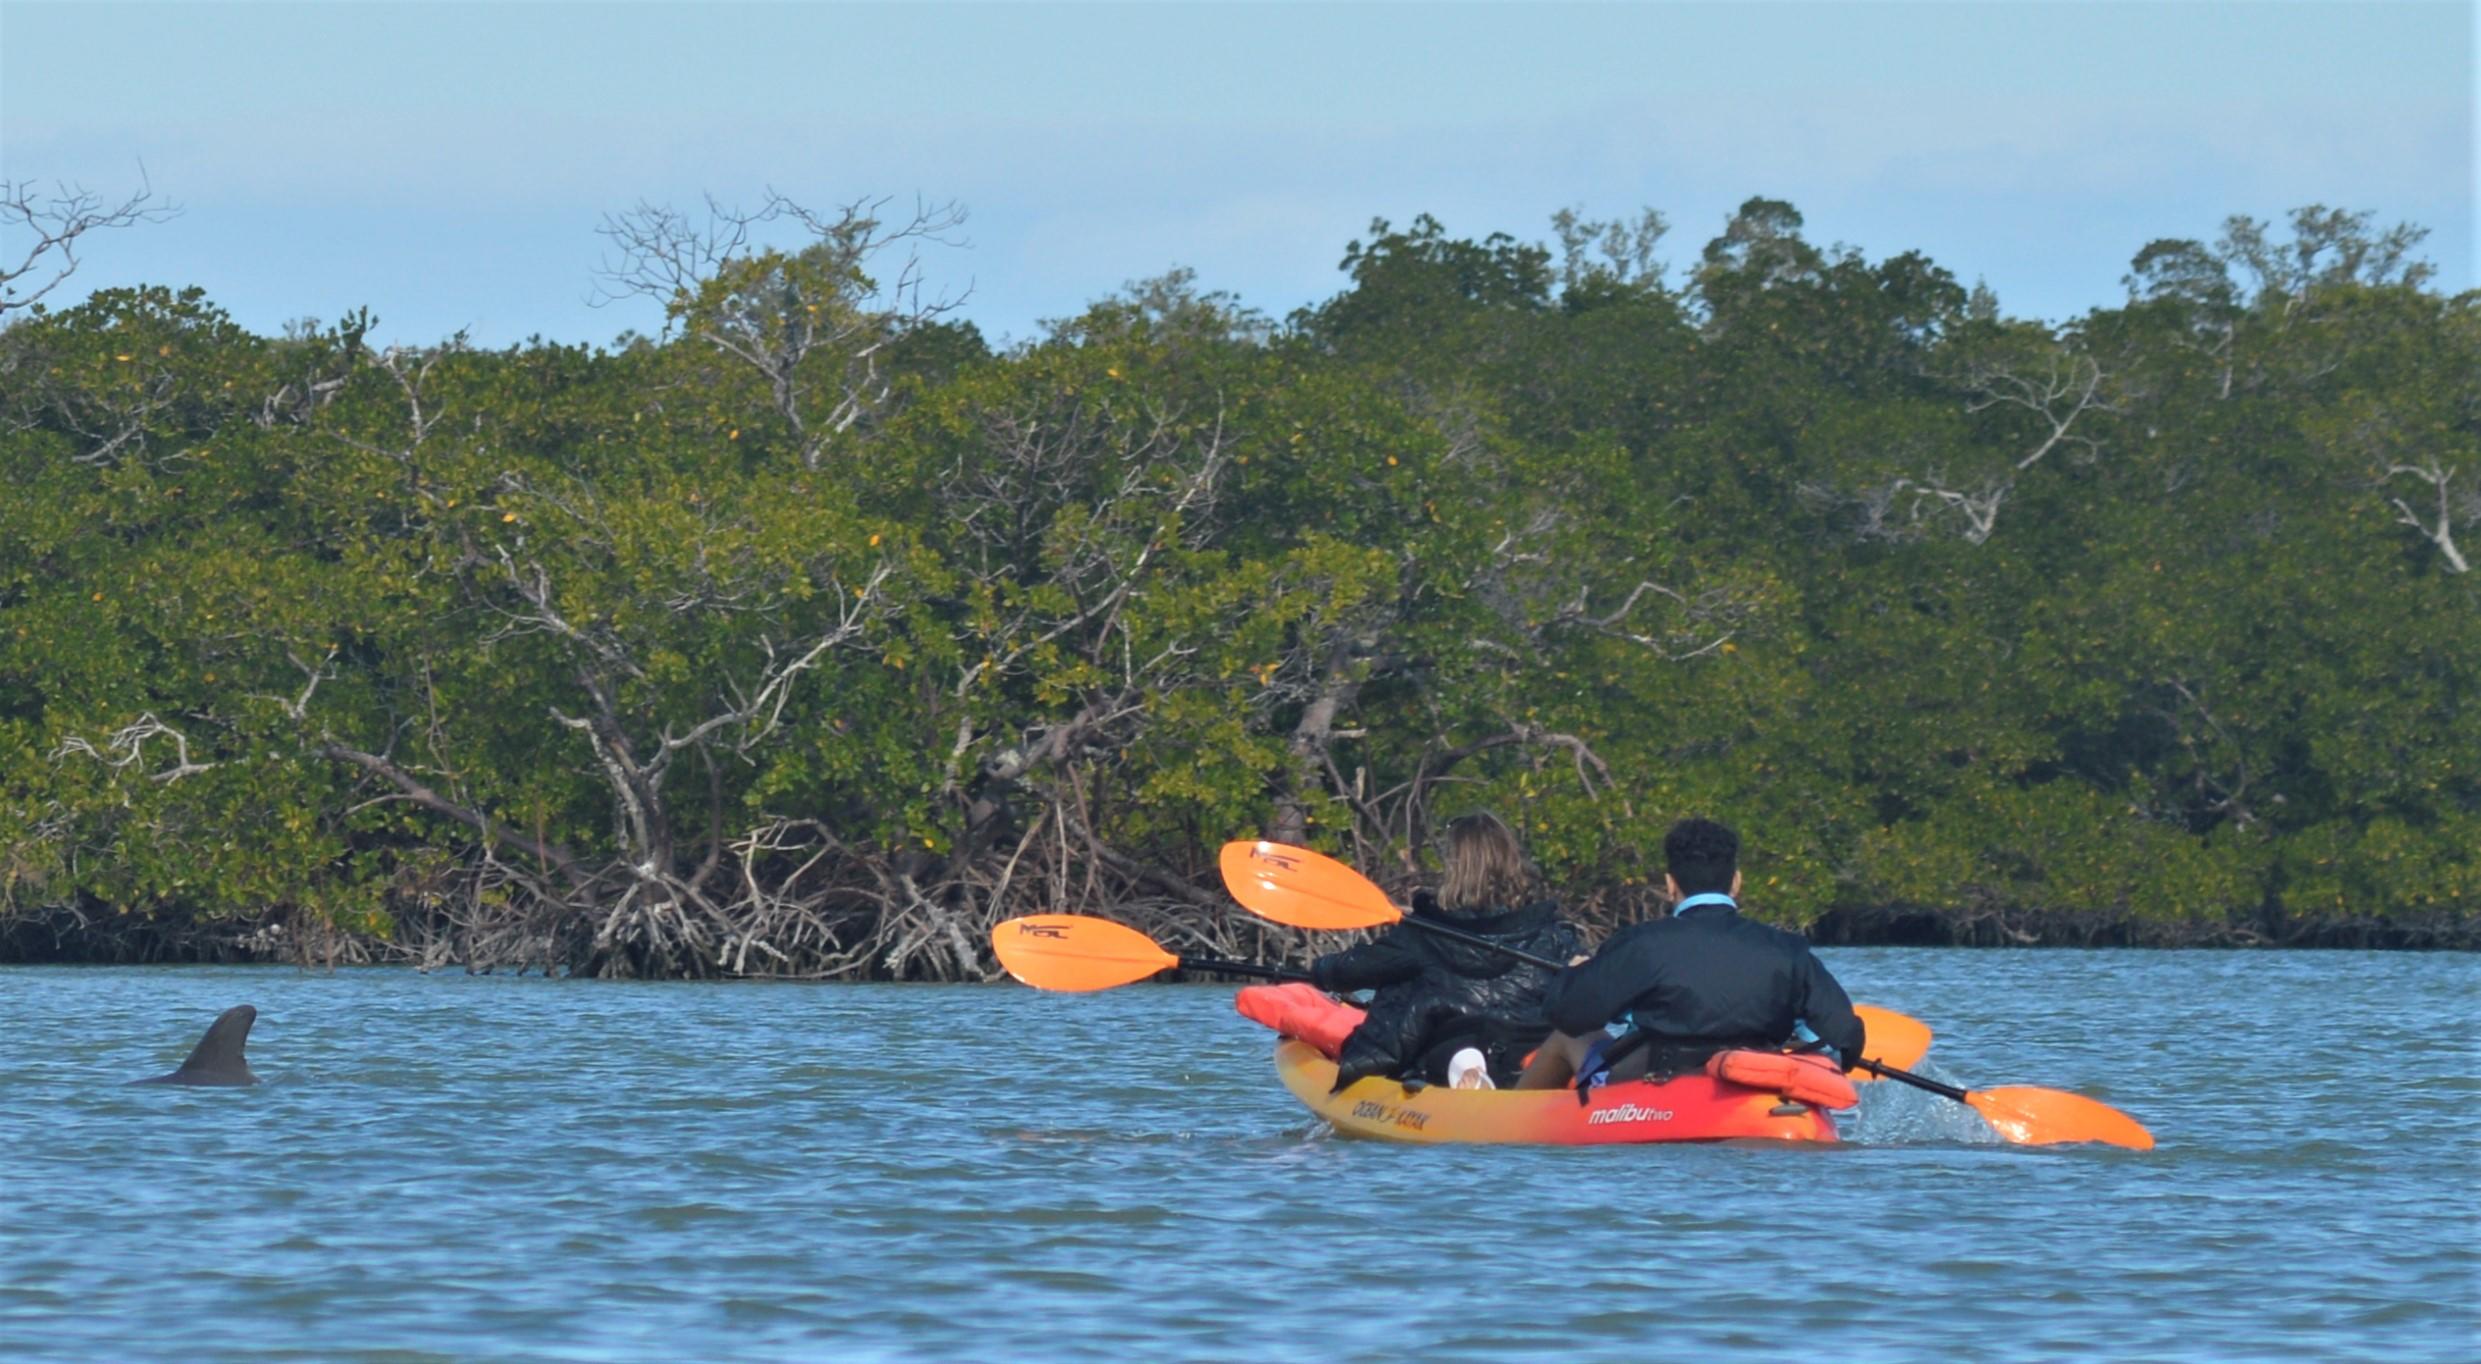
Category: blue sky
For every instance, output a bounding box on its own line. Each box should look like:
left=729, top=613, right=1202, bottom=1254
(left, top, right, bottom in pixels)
left=4, top=1, right=2473, bottom=348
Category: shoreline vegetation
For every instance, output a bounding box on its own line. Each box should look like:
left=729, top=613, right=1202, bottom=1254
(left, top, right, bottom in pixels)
left=4, top=195, right=2474, bottom=973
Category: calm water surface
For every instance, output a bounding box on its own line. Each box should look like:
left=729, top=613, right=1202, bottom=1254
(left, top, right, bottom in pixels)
left=3, top=951, right=2475, bottom=1361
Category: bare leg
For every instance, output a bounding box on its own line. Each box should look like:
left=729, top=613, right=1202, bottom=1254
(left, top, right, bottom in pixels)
left=1514, top=1029, right=1608, bottom=1090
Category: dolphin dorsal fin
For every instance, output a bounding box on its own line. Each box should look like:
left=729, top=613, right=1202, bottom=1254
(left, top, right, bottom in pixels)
left=141, top=1005, right=260, bottom=1086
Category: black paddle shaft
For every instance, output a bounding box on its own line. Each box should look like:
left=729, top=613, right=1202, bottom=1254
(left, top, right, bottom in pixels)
left=1176, top=955, right=1313, bottom=985
left=1396, top=914, right=1567, bottom=971
left=1856, top=1057, right=1971, bottom=1101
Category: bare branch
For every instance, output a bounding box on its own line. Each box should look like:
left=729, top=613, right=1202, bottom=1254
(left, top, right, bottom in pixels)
left=592, top=190, right=970, bottom=465
left=51, top=713, right=219, bottom=784
left=1955, top=348, right=2116, bottom=471
left=1, top=175, right=178, bottom=319
left=1895, top=474, right=2010, bottom=545
left=318, top=742, right=591, bottom=883
left=2382, top=457, right=2470, bottom=574
left=330, top=341, right=461, bottom=461
left=689, top=557, right=900, bottom=754
left=589, top=193, right=763, bottom=311
left=245, top=648, right=340, bottom=722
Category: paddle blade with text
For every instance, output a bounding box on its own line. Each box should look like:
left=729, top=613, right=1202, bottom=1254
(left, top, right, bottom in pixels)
left=1218, top=840, right=1400, bottom=930
left=991, top=915, right=1178, bottom=992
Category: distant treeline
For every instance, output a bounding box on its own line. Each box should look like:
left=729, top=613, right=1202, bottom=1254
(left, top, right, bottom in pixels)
left=3, top=195, right=2474, bottom=974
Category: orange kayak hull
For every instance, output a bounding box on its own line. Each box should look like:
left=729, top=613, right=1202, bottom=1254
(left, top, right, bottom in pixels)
left=1274, top=1039, right=1841, bottom=1145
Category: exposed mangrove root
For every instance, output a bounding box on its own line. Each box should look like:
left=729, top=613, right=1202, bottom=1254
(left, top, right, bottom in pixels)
left=14, top=837, right=2474, bottom=973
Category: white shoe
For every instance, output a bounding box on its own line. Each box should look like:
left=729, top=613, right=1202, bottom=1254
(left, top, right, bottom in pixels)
left=1447, top=1047, right=1495, bottom=1090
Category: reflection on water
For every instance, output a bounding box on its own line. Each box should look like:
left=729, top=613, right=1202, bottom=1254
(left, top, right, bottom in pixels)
left=1, top=950, right=2474, bottom=1361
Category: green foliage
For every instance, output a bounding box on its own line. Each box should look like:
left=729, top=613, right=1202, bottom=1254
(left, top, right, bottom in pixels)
left=3, top=199, right=2471, bottom=970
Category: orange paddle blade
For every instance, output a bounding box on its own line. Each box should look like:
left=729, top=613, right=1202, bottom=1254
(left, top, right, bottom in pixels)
left=1967, top=1086, right=2156, bottom=1151
left=1218, top=840, right=1401, bottom=930
left=1852, top=1004, right=1933, bottom=1077
left=990, top=914, right=1178, bottom=992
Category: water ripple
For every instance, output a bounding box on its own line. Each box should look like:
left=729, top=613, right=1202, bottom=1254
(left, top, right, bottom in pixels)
left=1, top=951, right=2475, bottom=1361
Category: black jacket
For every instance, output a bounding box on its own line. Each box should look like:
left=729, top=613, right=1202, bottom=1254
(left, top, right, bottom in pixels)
left=1310, top=898, right=1584, bottom=1089
left=1540, top=903, right=1865, bottom=1070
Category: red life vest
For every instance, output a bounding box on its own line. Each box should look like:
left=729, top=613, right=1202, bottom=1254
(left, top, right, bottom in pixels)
left=1233, top=983, right=1365, bottom=1060
left=1707, top=1049, right=1861, bottom=1110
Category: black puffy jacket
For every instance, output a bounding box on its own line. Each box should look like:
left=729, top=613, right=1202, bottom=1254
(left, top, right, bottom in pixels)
left=1540, top=902, right=1865, bottom=1071
left=1309, top=897, right=1583, bottom=1089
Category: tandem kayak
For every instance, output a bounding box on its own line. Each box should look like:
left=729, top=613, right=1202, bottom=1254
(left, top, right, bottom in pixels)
left=1274, top=1039, right=1840, bottom=1145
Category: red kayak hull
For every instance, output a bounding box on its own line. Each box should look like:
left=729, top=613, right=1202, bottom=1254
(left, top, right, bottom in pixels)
left=1275, top=1039, right=1841, bottom=1145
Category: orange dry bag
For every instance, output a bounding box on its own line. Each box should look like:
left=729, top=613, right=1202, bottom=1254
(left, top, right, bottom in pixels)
left=1708, top=1049, right=1862, bottom=1110
left=1233, top=983, right=1365, bottom=1060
